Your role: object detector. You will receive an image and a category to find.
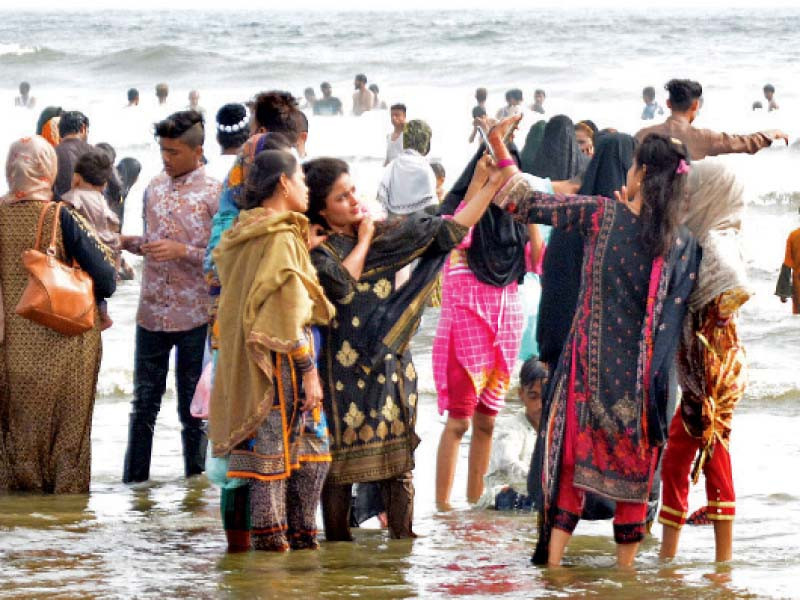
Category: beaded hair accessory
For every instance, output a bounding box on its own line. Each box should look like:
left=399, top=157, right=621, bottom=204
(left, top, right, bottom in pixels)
left=217, top=115, right=248, bottom=134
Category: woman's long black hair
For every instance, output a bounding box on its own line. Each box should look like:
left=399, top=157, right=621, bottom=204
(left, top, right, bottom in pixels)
left=635, top=133, right=690, bottom=258
left=240, top=149, right=297, bottom=210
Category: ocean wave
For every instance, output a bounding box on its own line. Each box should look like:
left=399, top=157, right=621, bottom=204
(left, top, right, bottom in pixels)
left=0, top=43, right=39, bottom=56
left=0, top=45, right=69, bottom=64
left=440, top=29, right=504, bottom=42
left=89, top=44, right=227, bottom=75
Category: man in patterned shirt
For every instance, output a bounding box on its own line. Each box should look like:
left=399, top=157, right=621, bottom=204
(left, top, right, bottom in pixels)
left=122, top=110, right=220, bottom=483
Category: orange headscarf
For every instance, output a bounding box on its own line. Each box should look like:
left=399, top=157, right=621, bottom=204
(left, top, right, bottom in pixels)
left=41, top=116, right=61, bottom=147
left=2, top=135, right=58, bottom=205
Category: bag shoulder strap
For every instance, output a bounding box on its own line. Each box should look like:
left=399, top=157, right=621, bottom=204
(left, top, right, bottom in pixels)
left=32, top=202, right=53, bottom=251
left=47, top=202, right=63, bottom=252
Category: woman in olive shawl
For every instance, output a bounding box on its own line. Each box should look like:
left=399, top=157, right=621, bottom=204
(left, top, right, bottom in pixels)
left=210, top=150, right=335, bottom=552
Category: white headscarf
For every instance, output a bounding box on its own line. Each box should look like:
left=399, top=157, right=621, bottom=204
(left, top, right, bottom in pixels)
left=376, top=149, right=438, bottom=216
left=683, top=159, right=751, bottom=311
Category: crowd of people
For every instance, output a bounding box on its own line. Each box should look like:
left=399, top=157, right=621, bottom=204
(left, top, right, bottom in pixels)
left=0, top=75, right=793, bottom=568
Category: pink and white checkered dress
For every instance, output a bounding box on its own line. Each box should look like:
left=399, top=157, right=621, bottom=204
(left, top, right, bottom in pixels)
left=433, top=231, right=525, bottom=417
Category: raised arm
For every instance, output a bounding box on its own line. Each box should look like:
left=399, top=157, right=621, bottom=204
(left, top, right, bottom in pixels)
left=450, top=154, right=499, bottom=228
left=703, top=128, right=787, bottom=157
left=481, top=115, right=605, bottom=233
left=493, top=173, right=603, bottom=233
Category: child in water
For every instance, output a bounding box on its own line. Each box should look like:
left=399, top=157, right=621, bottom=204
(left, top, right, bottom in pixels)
left=641, top=86, right=664, bottom=120
left=477, top=356, right=548, bottom=510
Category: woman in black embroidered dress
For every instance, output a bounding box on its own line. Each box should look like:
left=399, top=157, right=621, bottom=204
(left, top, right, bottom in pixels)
left=304, top=157, right=498, bottom=540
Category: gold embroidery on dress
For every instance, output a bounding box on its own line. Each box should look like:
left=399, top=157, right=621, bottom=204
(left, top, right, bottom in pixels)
left=373, top=278, right=392, bottom=299
left=336, top=341, right=358, bottom=367
left=351, top=316, right=360, bottom=327
left=377, top=374, right=386, bottom=384
left=376, top=421, right=388, bottom=440
left=408, top=393, right=418, bottom=407
left=612, top=393, right=637, bottom=427
left=405, top=362, right=417, bottom=380
left=343, top=402, right=365, bottom=429
left=382, top=396, right=400, bottom=422
left=357, top=379, right=365, bottom=389
left=343, top=428, right=357, bottom=445
left=335, top=381, right=344, bottom=391
left=357, top=282, right=371, bottom=293
left=69, top=208, right=116, bottom=266
left=340, top=291, right=355, bottom=305
left=359, top=424, right=374, bottom=442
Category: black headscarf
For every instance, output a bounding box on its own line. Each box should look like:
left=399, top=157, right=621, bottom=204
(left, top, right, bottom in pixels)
left=441, top=143, right=528, bottom=287
left=520, top=120, right=546, bottom=175
left=579, top=132, right=636, bottom=198
left=533, top=116, right=592, bottom=364
left=537, top=131, right=636, bottom=362
left=529, top=115, right=586, bottom=181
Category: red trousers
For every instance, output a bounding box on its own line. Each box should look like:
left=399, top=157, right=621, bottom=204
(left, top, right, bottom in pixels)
left=554, top=462, right=650, bottom=544
left=659, top=411, right=735, bottom=528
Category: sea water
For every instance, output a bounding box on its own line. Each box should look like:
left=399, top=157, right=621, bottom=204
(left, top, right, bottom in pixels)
left=1, top=8, right=800, bottom=599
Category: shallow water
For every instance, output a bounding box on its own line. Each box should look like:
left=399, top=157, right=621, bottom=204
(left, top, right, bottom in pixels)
left=3, top=6, right=800, bottom=599
left=2, top=293, right=800, bottom=599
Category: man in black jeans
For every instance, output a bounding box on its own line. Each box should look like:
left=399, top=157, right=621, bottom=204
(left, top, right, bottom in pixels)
left=121, top=110, right=221, bottom=483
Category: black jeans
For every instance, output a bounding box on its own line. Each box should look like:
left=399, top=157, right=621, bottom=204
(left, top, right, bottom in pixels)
left=122, top=324, right=207, bottom=483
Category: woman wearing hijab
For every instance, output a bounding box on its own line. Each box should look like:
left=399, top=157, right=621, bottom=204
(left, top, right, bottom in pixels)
left=433, top=133, right=546, bottom=509
left=35, top=106, right=62, bottom=147
left=483, top=119, right=700, bottom=567
left=659, top=160, right=751, bottom=563
left=519, top=120, right=546, bottom=175
left=0, top=136, right=117, bottom=493
left=531, top=115, right=589, bottom=374
left=376, top=119, right=438, bottom=217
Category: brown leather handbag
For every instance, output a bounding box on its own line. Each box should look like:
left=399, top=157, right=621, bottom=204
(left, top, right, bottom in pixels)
left=15, top=202, right=96, bottom=336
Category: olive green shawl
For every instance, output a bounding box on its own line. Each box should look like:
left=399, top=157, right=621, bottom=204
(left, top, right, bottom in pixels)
left=209, top=208, right=335, bottom=456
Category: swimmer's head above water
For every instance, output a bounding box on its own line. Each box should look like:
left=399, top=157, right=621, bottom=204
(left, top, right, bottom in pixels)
left=155, top=82, right=169, bottom=104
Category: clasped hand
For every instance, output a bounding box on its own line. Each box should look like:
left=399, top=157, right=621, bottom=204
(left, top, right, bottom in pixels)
left=141, top=239, right=186, bottom=262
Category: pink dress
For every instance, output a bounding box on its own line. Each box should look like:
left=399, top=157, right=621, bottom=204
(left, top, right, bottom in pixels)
left=433, top=224, right=542, bottom=418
